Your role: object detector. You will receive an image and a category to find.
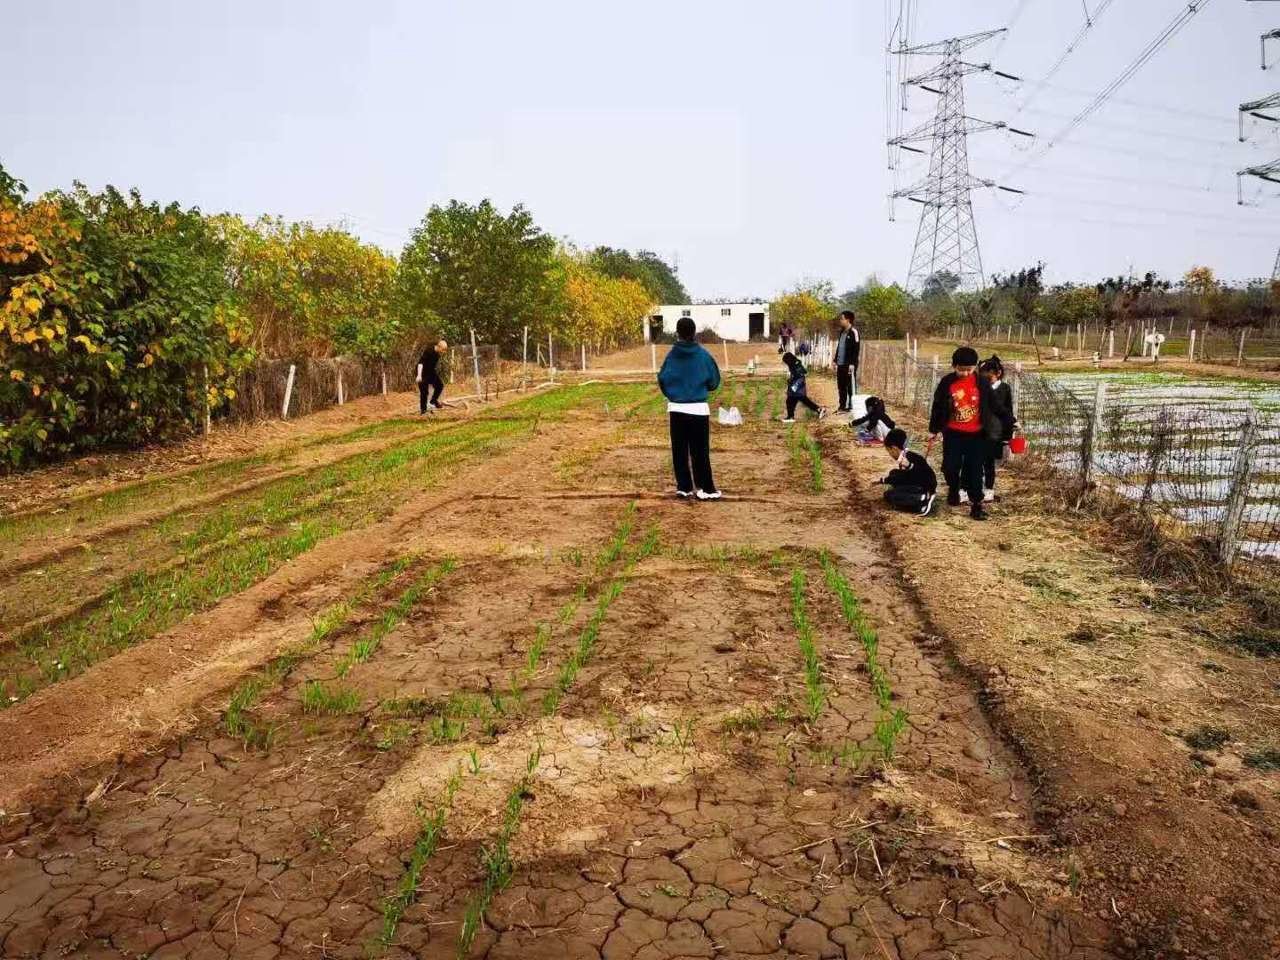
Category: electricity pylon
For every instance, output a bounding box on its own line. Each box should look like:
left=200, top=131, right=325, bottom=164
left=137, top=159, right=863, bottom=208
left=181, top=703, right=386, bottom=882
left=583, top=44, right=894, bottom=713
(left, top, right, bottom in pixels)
left=890, top=28, right=1031, bottom=292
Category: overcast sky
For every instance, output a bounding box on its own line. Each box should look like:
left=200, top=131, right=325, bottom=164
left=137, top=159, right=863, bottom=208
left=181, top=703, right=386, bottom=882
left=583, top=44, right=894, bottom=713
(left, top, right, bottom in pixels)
left=6, top=0, right=1280, bottom=297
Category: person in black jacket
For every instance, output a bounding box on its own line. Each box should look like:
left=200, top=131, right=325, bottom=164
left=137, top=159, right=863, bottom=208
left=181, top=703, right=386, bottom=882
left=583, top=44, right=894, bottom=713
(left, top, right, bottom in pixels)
left=875, top=428, right=937, bottom=516
left=833, top=310, right=861, bottom=411
left=780, top=352, right=828, bottom=423
left=928, top=346, right=1001, bottom=521
left=417, top=340, right=447, bottom=413
left=980, top=355, right=1018, bottom=502
left=850, top=396, right=896, bottom=442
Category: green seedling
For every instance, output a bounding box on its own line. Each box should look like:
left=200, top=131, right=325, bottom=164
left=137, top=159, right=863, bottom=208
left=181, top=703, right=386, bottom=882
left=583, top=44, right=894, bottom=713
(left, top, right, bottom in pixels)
left=467, top=748, right=481, bottom=775
left=790, top=568, right=827, bottom=723
left=301, top=681, right=360, bottom=715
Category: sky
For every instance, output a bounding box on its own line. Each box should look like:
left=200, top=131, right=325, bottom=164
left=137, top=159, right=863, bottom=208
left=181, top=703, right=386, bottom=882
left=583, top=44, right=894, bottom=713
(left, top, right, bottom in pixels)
left=4, top=0, right=1280, bottom=297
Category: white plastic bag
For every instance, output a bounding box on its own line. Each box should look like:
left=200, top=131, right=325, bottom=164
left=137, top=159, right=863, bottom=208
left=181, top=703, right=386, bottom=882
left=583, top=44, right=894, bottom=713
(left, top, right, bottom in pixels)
left=717, top=406, right=743, bottom=426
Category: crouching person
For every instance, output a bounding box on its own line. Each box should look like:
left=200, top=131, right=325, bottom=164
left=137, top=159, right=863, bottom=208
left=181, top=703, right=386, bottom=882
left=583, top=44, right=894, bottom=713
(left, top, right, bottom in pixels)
left=875, top=428, right=937, bottom=516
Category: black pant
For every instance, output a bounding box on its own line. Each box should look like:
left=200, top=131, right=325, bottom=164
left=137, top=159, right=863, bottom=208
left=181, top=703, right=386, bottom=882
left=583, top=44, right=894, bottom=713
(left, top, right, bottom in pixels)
left=419, top=375, right=443, bottom=412
left=669, top=413, right=716, bottom=494
left=884, top=484, right=931, bottom=512
left=785, top=392, right=820, bottom=419
left=836, top=365, right=853, bottom=410
left=984, top=439, right=1006, bottom=490
left=942, top=430, right=986, bottom=504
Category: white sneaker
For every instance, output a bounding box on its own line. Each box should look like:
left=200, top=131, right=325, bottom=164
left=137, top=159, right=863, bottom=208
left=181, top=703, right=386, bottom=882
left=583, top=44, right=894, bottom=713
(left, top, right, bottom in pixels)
left=983, top=489, right=996, bottom=503
left=695, top=489, right=723, bottom=501
left=676, top=490, right=693, bottom=499
left=818, top=407, right=829, bottom=420
left=780, top=417, right=796, bottom=424
left=959, top=490, right=970, bottom=504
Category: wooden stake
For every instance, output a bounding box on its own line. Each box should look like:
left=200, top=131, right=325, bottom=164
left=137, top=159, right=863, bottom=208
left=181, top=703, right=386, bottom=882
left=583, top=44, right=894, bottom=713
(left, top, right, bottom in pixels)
left=281, top=364, right=296, bottom=419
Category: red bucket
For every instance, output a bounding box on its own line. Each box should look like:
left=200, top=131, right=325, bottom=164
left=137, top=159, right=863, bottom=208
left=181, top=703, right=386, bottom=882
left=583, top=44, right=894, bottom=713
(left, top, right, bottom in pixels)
left=1009, top=435, right=1028, bottom=455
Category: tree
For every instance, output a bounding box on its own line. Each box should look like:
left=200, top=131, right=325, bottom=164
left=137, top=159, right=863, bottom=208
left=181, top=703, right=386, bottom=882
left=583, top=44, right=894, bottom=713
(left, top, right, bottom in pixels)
left=588, top=247, right=688, bottom=304
left=993, top=262, right=1045, bottom=326
left=771, top=278, right=837, bottom=334
left=921, top=270, right=961, bottom=300
left=396, top=200, right=562, bottom=351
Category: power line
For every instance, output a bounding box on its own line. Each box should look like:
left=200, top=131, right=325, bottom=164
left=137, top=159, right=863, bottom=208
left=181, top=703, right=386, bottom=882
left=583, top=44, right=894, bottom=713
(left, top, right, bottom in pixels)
left=1012, top=0, right=1116, bottom=116
left=1004, top=0, right=1216, bottom=179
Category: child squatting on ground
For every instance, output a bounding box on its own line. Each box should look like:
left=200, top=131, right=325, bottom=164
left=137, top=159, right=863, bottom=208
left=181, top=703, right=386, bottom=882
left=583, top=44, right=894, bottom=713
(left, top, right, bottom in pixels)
left=979, top=355, right=1018, bottom=502
left=928, top=346, right=1004, bottom=521
left=875, top=428, right=937, bottom=516
left=780, top=352, right=828, bottom=423
left=849, top=395, right=895, bottom=443
left=657, top=317, right=722, bottom=500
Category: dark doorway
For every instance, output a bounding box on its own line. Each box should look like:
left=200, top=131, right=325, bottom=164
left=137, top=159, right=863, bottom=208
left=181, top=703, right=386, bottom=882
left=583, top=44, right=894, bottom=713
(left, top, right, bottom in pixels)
left=748, top=312, right=765, bottom=339
left=649, top=316, right=664, bottom=341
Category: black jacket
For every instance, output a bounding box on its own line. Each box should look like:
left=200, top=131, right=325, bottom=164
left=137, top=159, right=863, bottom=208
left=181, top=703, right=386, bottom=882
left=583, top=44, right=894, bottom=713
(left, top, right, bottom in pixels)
left=989, top=380, right=1017, bottom=442
left=851, top=398, right=896, bottom=432
left=418, top=348, right=441, bottom=378
left=928, top=372, right=1002, bottom=440
left=835, top=327, right=861, bottom=367
left=785, top=360, right=808, bottom=395
left=882, top=450, right=937, bottom=494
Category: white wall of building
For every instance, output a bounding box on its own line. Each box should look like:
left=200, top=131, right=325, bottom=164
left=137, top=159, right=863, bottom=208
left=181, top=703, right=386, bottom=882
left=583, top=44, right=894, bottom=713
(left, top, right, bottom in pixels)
left=643, top=303, right=770, bottom=342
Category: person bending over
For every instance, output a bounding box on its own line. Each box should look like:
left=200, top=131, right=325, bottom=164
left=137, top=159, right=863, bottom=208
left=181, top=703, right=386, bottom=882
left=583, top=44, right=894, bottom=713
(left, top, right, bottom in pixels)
left=658, top=317, right=722, bottom=500
left=416, top=339, right=447, bottom=413
left=875, top=428, right=937, bottom=516
left=850, top=396, right=895, bottom=443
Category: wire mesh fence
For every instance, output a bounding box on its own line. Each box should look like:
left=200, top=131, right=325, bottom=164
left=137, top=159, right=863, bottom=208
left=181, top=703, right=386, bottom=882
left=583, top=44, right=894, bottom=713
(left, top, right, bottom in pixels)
left=858, top=342, right=1280, bottom=573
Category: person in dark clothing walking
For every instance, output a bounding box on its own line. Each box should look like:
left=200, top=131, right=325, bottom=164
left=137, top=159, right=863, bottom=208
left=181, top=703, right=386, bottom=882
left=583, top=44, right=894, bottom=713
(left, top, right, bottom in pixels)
left=833, top=310, right=861, bottom=412
left=928, top=346, right=1002, bottom=521
left=658, top=317, right=722, bottom=500
left=850, top=396, right=896, bottom=442
left=780, top=352, right=828, bottom=423
left=875, top=428, right=937, bottom=516
left=417, top=340, right=447, bottom=413
left=980, top=355, right=1018, bottom=502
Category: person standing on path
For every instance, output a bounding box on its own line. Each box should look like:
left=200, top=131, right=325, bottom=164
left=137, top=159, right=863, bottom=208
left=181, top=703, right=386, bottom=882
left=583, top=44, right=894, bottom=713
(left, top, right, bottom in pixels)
left=834, top=310, right=861, bottom=412
left=416, top=339, right=447, bottom=414
left=658, top=317, right=722, bottom=500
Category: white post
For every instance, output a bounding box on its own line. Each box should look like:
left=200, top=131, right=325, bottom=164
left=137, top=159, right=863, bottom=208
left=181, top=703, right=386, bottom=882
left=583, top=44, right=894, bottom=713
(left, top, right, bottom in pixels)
left=337, top=369, right=344, bottom=405
left=381, top=365, right=388, bottom=396
left=1081, top=380, right=1106, bottom=492
left=1188, top=329, right=1197, bottom=361
left=1219, top=412, right=1259, bottom=567
left=1048, top=325, right=1055, bottom=346
left=650, top=342, right=657, bottom=373
left=522, top=325, right=529, bottom=383
left=1237, top=328, right=1247, bottom=366
left=1108, top=328, right=1114, bottom=359
left=581, top=342, right=587, bottom=371
left=202, top=364, right=211, bottom=437
left=548, top=333, right=555, bottom=381
left=722, top=339, right=730, bottom=369
left=470, top=328, right=483, bottom=399
left=281, top=363, right=296, bottom=419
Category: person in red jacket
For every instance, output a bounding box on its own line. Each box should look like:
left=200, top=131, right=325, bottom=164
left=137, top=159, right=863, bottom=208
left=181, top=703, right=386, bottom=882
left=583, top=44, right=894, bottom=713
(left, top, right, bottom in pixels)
left=927, top=346, right=1001, bottom=521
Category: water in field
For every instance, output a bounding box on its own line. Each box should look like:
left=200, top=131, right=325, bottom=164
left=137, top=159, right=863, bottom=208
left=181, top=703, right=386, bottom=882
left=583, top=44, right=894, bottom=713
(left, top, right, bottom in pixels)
left=1022, top=371, right=1280, bottom=560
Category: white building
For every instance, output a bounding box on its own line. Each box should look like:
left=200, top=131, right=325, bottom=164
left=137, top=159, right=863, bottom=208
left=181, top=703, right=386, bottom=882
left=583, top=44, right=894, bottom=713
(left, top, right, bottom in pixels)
left=644, top=302, right=770, bottom=343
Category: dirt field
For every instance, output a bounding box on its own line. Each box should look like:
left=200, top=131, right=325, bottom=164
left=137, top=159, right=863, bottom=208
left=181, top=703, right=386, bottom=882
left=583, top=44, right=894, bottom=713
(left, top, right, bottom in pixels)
left=0, top=372, right=1275, bottom=959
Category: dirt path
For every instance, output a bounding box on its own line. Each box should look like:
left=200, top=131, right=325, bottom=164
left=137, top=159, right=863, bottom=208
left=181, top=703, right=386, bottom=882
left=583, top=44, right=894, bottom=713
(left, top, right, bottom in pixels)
left=0, top=382, right=1114, bottom=959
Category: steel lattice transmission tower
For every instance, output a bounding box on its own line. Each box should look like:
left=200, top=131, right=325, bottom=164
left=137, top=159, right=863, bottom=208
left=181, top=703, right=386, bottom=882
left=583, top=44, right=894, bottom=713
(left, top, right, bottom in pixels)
left=890, top=29, right=1031, bottom=292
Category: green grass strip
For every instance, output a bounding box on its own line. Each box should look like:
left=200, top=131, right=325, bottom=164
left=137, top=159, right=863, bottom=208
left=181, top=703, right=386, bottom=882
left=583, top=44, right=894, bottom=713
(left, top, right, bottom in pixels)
left=820, top=551, right=908, bottom=759
left=456, top=744, right=543, bottom=958
left=337, top=557, right=458, bottom=675
left=789, top=568, right=828, bottom=723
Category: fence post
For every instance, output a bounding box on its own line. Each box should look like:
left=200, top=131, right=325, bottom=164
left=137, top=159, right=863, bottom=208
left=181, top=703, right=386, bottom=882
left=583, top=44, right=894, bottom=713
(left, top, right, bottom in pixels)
left=1010, top=360, right=1022, bottom=413
left=469, top=328, right=484, bottom=399
left=581, top=342, right=587, bottom=371
left=903, top=352, right=915, bottom=409
left=722, top=339, right=730, bottom=369
left=1237, top=328, right=1247, bottom=366
left=281, top=363, right=296, bottom=419
left=1218, top=412, right=1260, bottom=567
left=548, top=333, right=555, bottom=381
left=650, top=342, right=657, bottom=373
left=337, top=369, right=344, bottom=406
left=1080, top=380, right=1106, bottom=498
left=1047, top=325, right=1055, bottom=346
left=381, top=364, right=387, bottom=396
left=1188, top=328, right=1196, bottom=362
left=522, top=325, right=529, bottom=385
left=202, top=365, right=211, bottom=437
left=1107, top=328, right=1114, bottom=359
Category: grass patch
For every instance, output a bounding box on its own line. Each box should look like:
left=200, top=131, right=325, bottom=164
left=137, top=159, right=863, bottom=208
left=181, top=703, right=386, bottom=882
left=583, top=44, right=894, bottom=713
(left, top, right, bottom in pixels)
left=1244, top=745, right=1280, bottom=770
left=821, top=552, right=909, bottom=760
left=301, top=680, right=361, bottom=715
left=1183, top=725, right=1231, bottom=751
left=378, top=765, right=466, bottom=948
left=457, top=745, right=542, bottom=957
left=786, top=426, right=824, bottom=492
left=789, top=568, right=827, bottom=723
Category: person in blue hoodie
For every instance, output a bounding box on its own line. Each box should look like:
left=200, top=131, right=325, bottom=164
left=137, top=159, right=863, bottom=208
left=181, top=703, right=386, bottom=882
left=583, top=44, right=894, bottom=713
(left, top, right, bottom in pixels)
left=657, top=317, right=722, bottom=500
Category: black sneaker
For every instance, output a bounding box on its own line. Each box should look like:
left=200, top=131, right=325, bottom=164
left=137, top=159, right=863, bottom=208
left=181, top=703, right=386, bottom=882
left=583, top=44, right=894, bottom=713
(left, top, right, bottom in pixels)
left=946, top=491, right=961, bottom=507
left=920, top=493, right=936, bottom=516
left=970, top=504, right=989, bottom=521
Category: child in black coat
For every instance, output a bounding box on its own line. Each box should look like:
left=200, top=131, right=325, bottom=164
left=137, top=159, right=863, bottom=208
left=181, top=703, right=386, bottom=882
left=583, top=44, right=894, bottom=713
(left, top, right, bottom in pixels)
left=979, top=355, right=1018, bottom=502
left=850, top=396, right=896, bottom=443
left=875, top=428, right=937, bottom=516
left=780, top=352, right=828, bottom=423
